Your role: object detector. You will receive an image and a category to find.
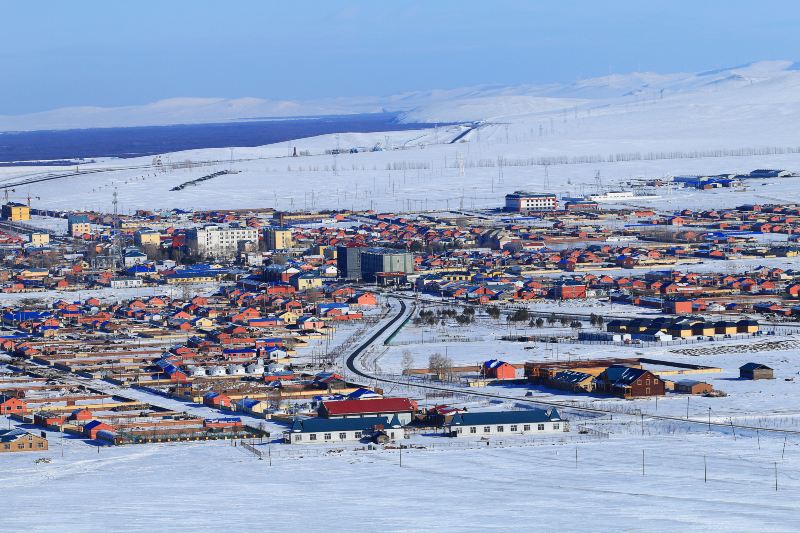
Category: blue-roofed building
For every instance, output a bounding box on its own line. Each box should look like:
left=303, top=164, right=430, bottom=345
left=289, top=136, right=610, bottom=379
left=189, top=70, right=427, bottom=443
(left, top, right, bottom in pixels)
left=236, top=398, right=269, bottom=414
left=445, top=408, right=565, bottom=437
left=285, top=415, right=403, bottom=444
left=2, top=310, right=51, bottom=326
left=347, top=388, right=382, bottom=400
left=749, top=169, right=791, bottom=178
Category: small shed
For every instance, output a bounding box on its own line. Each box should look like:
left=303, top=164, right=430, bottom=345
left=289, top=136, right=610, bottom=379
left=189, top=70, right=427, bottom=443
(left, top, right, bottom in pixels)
left=483, top=359, right=516, bottom=380
left=739, top=363, right=774, bottom=380
left=674, top=380, right=713, bottom=395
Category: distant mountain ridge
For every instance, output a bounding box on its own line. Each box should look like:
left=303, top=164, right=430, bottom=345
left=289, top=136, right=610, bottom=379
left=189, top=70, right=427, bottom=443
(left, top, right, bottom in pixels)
left=0, top=60, right=797, bottom=131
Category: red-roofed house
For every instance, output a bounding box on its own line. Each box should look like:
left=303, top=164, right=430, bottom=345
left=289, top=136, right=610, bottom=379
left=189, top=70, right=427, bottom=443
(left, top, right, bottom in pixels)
left=318, top=397, right=417, bottom=425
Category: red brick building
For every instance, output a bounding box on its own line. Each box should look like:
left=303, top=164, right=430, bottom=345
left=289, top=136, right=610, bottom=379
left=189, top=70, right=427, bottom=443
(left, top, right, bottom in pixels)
left=553, top=281, right=587, bottom=300
left=0, top=394, right=26, bottom=415
left=482, top=359, right=517, bottom=380
left=596, top=365, right=665, bottom=398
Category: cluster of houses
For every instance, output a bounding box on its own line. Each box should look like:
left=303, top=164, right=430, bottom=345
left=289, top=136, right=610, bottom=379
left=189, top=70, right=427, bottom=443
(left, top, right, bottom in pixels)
left=603, top=316, right=760, bottom=342
left=284, top=394, right=568, bottom=444
left=524, top=358, right=718, bottom=398
left=0, top=369, right=262, bottom=446
left=0, top=281, right=380, bottom=377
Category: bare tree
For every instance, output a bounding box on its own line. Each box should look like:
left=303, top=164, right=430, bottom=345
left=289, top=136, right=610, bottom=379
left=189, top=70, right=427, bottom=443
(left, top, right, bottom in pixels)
left=428, top=352, right=454, bottom=382
left=401, top=350, right=415, bottom=376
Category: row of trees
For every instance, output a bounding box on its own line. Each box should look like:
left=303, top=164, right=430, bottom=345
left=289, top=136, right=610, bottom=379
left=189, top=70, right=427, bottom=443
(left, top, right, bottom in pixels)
left=413, top=307, right=475, bottom=327
left=485, top=308, right=605, bottom=330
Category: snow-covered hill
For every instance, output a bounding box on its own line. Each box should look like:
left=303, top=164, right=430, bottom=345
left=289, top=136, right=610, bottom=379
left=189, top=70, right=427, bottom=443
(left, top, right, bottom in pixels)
left=3, top=60, right=799, bottom=132
left=3, top=60, right=800, bottom=213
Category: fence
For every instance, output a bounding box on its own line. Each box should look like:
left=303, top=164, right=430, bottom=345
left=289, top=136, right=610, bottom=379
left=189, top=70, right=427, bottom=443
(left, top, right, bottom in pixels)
left=234, top=431, right=609, bottom=461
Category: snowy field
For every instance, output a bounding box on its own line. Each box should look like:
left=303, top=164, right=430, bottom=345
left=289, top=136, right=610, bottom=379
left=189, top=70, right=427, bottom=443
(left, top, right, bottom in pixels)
left=1, top=426, right=799, bottom=532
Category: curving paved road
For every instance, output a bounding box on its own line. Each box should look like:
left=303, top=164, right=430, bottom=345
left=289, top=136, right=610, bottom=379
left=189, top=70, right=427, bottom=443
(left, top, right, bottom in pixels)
left=345, top=296, right=800, bottom=436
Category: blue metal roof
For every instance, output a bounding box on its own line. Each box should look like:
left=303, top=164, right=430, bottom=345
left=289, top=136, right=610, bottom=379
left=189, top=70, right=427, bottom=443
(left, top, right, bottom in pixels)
left=290, top=415, right=401, bottom=433
left=448, top=409, right=561, bottom=427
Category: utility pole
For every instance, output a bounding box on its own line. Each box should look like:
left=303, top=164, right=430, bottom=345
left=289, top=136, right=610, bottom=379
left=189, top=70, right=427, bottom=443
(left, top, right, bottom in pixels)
left=775, top=462, right=778, bottom=491
left=704, top=455, right=707, bottom=483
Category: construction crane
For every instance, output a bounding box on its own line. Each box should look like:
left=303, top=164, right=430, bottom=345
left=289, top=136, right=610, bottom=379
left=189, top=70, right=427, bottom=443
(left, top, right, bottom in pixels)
left=3, top=187, right=40, bottom=206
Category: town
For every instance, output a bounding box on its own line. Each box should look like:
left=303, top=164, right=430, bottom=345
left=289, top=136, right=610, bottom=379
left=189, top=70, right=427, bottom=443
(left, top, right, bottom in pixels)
left=1, top=175, right=798, bottom=459
left=5, top=5, right=800, bottom=529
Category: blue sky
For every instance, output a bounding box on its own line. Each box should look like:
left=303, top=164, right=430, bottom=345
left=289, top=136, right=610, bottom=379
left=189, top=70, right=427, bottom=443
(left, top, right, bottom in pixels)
left=2, top=0, right=799, bottom=114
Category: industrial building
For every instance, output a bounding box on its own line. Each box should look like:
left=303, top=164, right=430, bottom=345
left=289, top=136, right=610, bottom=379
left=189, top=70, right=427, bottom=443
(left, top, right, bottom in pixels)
left=359, top=248, right=414, bottom=282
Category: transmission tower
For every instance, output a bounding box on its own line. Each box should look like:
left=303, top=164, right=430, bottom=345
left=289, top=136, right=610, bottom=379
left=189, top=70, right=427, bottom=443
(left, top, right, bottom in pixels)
left=497, top=156, right=505, bottom=185
left=543, top=164, right=550, bottom=190
left=112, top=188, right=122, bottom=268
left=594, top=170, right=603, bottom=194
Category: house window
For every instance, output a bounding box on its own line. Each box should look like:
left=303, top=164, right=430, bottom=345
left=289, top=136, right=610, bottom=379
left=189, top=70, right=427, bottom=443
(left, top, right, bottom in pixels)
left=309, top=434, right=317, bottom=441
left=469, top=427, right=477, bottom=434
left=455, top=428, right=462, bottom=434
left=553, top=424, right=560, bottom=430
left=339, top=432, right=347, bottom=440
left=483, top=426, right=491, bottom=433
left=37, top=442, right=44, bottom=448
left=354, top=431, right=362, bottom=439
left=653, top=379, right=659, bottom=384
left=523, top=425, right=531, bottom=431
left=646, top=388, right=650, bottom=394
left=537, top=424, right=545, bottom=431
left=3, top=444, right=9, bottom=450
left=294, top=434, right=302, bottom=442
left=17, top=443, right=24, bottom=449
left=510, top=425, right=518, bottom=432
left=497, top=426, right=504, bottom=432
left=324, top=433, right=331, bottom=441
left=646, top=379, right=650, bottom=385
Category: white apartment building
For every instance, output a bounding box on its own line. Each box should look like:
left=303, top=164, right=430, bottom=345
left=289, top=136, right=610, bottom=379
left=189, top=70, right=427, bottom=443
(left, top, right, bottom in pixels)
left=504, top=191, right=558, bottom=212
left=187, top=225, right=259, bottom=258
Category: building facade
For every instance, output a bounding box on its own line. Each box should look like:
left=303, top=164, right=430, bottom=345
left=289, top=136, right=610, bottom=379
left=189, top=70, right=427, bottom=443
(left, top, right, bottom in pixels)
left=264, top=228, right=293, bottom=250
left=187, top=225, right=259, bottom=258
left=504, top=191, right=558, bottom=212
left=445, top=409, right=565, bottom=437
left=336, top=245, right=364, bottom=280
left=0, top=429, right=48, bottom=453
left=2, top=203, right=30, bottom=221
left=360, top=248, right=414, bottom=282
left=285, top=415, right=404, bottom=444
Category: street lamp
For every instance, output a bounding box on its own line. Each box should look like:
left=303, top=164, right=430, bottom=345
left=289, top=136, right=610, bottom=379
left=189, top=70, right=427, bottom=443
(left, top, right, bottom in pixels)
left=707, top=407, right=711, bottom=430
